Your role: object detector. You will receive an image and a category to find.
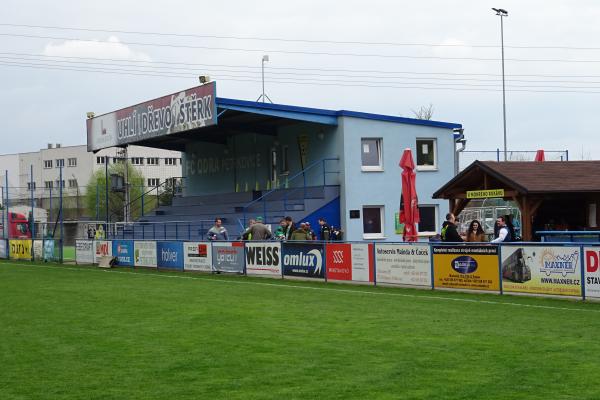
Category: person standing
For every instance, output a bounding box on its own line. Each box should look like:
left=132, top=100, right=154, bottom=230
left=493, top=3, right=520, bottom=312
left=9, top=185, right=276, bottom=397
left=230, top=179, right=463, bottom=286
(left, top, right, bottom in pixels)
left=274, top=219, right=287, bottom=240
left=465, top=220, right=486, bottom=242
left=441, top=213, right=463, bottom=242
left=318, top=217, right=331, bottom=241
left=246, top=217, right=272, bottom=241
left=284, top=216, right=295, bottom=241
left=491, top=216, right=511, bottom=243
left=290, top=223, right=312, bottom=241
left=241, top=219, right=256, bottom=240
left=207, top=218, right=229, bottom=241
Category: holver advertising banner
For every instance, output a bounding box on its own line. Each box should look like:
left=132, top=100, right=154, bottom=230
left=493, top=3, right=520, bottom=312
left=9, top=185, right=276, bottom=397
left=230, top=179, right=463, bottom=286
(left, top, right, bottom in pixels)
left=87, top=82, right=217, bottom=151
left=212, top=242, right=244, bottom=273
left=245, top=242, right=282, bottom=277
left=183, top=242, right=213, bottom=272
left=76, top=240, right=94, bottom=264
left=134, top=241, right=157, bottom=268
left=157, top=241, right=184, bottom=270
left=282, top=242, right=325, bottom=279
left=432, top=245, right=500, bottom=291
left=584, top=246, right=600, bottom=299
left=325, top=243, right=374, bottom=282
left=501, top=245, right=582, bottom=296
left=375, top=243, right=431, bottom=287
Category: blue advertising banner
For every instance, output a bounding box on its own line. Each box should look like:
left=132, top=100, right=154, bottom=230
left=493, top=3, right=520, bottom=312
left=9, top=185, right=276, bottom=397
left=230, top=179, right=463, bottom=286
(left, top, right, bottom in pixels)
left=157, top=241, right=184, bottom=270
left=112, top=240, right=134, bottom=266
left=282, top=242, right=325, bottom=279
left=43, top=239, right=56, bottom=262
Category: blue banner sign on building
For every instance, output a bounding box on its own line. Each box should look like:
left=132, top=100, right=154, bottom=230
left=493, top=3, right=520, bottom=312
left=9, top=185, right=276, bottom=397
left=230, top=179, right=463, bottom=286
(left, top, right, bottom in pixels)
left=157, top=241, right=184, bottom=270
left=112, top=240, right=135, bottom=266
left=282, top=242, right=325, bottom=279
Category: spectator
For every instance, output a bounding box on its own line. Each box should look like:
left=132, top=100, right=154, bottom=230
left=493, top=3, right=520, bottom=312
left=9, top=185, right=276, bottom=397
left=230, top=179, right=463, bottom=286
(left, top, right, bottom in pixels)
left=441, top=213, right=463, bottom=242
left=241, top=219, right=256, bottom=240
left=246, top=216, right=272, bottom=241
left=505, top=214, right=517, bottom=241
left=207, top=218, right=228, bottom=241
left=465, top=220, right=486, bottom=242
left=491, top=216, right=511, bottom=243
left=305, top=222, right=317, bottom=240
left=284, top=216, right=296, bottom=241
left=290, top=223, right=312, bottom=241
left=318, top=217, right=331, bottom=241
left=274, top=219, right=287, bottom=240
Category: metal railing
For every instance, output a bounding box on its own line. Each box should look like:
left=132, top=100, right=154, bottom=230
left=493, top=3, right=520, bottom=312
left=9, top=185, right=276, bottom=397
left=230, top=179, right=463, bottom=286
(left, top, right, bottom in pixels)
left=110, top=219, right=216, bottom=241
left=459, top=149, right=569, bottom=170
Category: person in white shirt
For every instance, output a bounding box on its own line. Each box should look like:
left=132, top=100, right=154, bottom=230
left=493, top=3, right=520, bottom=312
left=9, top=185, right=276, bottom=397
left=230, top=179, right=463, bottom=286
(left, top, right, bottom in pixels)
left=491, top=216, right=511, bottom=243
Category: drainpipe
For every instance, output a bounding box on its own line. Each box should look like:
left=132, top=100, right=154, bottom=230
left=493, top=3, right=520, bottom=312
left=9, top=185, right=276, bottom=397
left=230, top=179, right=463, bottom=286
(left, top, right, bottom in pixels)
left=453, top=128, right=467, bottom=176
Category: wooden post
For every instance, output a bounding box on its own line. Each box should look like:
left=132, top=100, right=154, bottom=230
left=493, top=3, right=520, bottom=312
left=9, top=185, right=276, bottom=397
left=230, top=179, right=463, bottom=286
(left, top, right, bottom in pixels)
left=521, top=196, right=531, bottom=241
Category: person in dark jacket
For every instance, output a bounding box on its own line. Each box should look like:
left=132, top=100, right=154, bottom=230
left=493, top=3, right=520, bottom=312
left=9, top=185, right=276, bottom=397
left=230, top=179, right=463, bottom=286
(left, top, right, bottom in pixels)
left=318, top=217, right=331, bottom=241
left=441, top=213, right=463, bottom=242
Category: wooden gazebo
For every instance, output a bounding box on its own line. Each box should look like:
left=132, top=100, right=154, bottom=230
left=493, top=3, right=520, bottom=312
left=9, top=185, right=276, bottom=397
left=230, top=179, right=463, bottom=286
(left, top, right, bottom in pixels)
left=432, top=161, right=600, bottom=241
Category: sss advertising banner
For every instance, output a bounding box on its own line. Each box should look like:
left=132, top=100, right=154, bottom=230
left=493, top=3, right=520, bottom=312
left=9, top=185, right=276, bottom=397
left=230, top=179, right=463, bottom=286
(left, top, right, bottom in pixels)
left=584, top=247, right=600, bottom=299
left=76, top=240, right=94, bottom=264
left=157, top=241, right=184, bottom=270
left=245, top=242, right=282, bottom=277
left=212, top=242, right=244, bottom=273
left=9, top=240, right=32, bottom=260
left=325, top=243, right=374, bottom=282
left=0, top=240, right=7, bottom=259
left=134, top=241, right=157, bottom=268
left=375, top=243, right=431, bottom=287
left=501, top=245, right=582, bottom=296
left=112, top=240, right=134, bottom=267
left=183, top=242, right=212, bottom=272
left=432, top=245, right=500, bottom=291
left=93, top=240, right=112, bottom=263
left=282, top=242, right=325, bottom=279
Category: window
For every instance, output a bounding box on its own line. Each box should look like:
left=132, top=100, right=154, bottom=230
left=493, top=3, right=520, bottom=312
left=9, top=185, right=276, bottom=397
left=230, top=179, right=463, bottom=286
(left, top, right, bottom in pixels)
left=44, top=160, right=53, bottom=169
left=55, top=180, right=65, bottom=188
left=362, top=206, right=385, bottom=239
left=416, top=139, right=437, bottom=169
left=361, top=138, right=383, bottom=171
left=147, top=157, right=159, bottom=166
left=147, top=178, right=160, bottom=187
left=56, top=159, right=65, bottom=168
left=27, top=182, right=36, bottom=190
left=68, top=179, right=78, bottom=188
left=131, top=157, right=144, bottom=165
left=165, top=158, right=177, bottom=166
left=68, top=157, right=77, bottom=167
left=44, top=181, right=53, bottom=189
left=96, top=156, right=106, bottom=164
left=417, top=205, right=437, bottom=234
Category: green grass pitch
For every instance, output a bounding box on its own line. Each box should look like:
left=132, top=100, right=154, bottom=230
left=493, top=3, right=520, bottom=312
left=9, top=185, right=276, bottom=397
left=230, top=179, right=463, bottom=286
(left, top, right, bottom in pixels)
left=1, top=260, right=599, bottom=399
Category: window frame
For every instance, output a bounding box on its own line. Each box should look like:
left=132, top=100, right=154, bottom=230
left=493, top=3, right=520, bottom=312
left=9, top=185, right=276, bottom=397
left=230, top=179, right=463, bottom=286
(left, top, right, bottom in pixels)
left=360, top=138, right=383, bottom=172
left=44, top=181, right=53, bottom=189
left=415, top=138, right=438, bottom=171
left=43, top=160, right=53, bottom=169
left=146, top=157, right=159, bottom=166
left=362, top=205, right=385, bottom=239
left=417, top=204, right=438, bottom=236
left=55, top=159, right=65, bottom=168
left=147, top=178, right=160, bottom=187
left=67, top=157, right=77, bottom=167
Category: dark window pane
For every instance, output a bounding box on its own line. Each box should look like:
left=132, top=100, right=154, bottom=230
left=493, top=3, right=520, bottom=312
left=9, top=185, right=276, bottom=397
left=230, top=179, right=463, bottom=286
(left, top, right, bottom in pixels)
left=361, top=139, right=380, bottom=167
left=416, top=139, right=435, bottom=166
left=363, top=207, right=382, bottom=234
left=418, top=206, right=436, bottom=232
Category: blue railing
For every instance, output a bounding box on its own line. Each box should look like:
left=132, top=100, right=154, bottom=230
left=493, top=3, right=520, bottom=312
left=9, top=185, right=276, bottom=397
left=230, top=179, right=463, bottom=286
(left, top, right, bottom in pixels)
left=109, top=220, right=216, bottom=241
left=537, top=231, right=600, bottom=243
left=242, top=158, right=339, bottom=226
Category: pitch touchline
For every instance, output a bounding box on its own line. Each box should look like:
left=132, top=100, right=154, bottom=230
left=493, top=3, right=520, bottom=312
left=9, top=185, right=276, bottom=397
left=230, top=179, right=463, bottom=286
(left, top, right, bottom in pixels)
left=2, top=261, right=600, bottom=314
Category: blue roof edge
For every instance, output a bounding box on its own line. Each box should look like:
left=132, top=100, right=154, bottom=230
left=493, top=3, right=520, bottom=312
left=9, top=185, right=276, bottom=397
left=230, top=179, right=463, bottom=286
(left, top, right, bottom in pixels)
left=216, top=97, right=462, bottom=130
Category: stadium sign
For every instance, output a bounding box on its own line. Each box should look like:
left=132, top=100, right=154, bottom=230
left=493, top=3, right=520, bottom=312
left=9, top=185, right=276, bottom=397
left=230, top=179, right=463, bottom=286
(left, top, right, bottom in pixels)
left=87, top=82, right=217, bottom=151
left=326, top=243, right=374, bottom=282
left=0, top=239, right=7, bottom=258
left=245, top=242, right=281, bottom=277
left=184, top=242, right=213, bottom=272
left=157, top=241, right=184, bottom=270
left=113, top=240, right=134, bottom=267
left=584, top=247, right=600, bottom=299
left=212, top=242, right=244, bottom=273
left=466, top=189, right=504, bottom=199
left=76, top=240, right=94, bottom=264
left=282, top=243, right=325, bottom=279
left=432, top=245, right=500, bottom=291
left=375, top=244, right=430, bottom=286
left=134, top=241, right=157, bottom=268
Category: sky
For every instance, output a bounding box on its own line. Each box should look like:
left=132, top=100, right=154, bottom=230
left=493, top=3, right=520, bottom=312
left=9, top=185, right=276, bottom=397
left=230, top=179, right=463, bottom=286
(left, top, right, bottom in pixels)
left=2, top=0, right=600, bottom=161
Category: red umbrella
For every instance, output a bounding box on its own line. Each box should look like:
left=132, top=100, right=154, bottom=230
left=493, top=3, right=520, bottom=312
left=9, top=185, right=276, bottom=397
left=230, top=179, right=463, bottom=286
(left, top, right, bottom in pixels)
left=534, top=149, right=545, bottom=162
left=399, top=148, right=420, bottom=242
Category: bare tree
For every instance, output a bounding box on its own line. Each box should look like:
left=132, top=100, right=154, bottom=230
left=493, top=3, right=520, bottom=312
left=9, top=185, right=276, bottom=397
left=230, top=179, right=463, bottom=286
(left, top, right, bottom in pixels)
left=412, top=104, right=434, bottom=120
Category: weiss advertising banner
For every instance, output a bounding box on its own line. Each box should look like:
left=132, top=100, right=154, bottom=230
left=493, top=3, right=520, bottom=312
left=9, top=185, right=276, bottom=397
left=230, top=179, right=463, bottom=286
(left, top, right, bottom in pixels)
left=584, top=246, right=600, bottom=299
left=245, top=242, right=282, bottom=277
left=134, top=241, right=157, bottom=268
left=375, top=244, right=431, bottom=287
left=93, top=240, right=112, bottom=263
left=76, top=240, right=94, bottom=264
left=183, top=242, right=213, bottom=272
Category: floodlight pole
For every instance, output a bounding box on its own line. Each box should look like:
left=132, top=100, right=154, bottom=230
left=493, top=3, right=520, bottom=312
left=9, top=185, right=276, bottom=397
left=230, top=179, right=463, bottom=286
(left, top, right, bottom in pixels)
left=493, top=8, right=509, bottom=161
left=257, top=55, right=273, bottom=103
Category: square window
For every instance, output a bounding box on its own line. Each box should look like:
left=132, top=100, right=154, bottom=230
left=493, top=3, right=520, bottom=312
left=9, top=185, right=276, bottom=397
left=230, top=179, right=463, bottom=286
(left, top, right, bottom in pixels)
left=416, top=139, right=437, bottom=169
left=68, top=158, right=77, bottom=167
left=44, top=160, right=53, bottom=169
left=362, top=206, right=384, bottom=239
left=56, top=159, right=65, bottom=168
left=361, top=138, right=383, bottom=171
left=418, top=205, right=437, bottom=234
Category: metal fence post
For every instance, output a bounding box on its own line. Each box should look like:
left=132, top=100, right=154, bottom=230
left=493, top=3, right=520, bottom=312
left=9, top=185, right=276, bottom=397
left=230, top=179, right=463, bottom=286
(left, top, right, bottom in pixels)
left=496, top=148, right=500, bottom=162
left=95, top=183, right=99, bottom=221
left=30, top=165, right=35, bottom=240
left=59, top=165, right=64, bottom=263
left=105, top=158, right=109, bottom=224
left=566, top=150, right=569, bottom=161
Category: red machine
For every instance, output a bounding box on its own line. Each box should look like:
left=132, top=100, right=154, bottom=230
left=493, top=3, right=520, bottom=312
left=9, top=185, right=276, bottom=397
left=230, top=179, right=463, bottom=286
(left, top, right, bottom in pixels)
left=6, top=212, right=31, bottom=239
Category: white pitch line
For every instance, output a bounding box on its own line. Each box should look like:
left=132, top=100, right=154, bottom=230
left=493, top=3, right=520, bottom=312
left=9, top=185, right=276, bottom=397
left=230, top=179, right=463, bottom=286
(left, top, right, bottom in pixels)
left=2, top=261, right=600, bottom=314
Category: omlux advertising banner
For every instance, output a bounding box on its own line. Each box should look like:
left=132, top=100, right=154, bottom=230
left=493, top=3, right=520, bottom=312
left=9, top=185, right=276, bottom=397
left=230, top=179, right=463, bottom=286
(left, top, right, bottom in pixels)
left=212, top=242, right=244, bottom=273
left=245, top=242, right=281, bottom=277
left=87, top=82, right=217, bottom=151
left=93, top=240, right=112, bottom=263
left=583, top=247, right=600, bottom=299
left=501, top=245, right=582, bottom=297
left=432, top=245, right=500, bottom=292
left=282, top=242, right=325, bottom=279
left=183, top=242, right=213, bottom=272
left=326, top=243, right=374, bottom=282
left=76, top=240, right=94, bottom=264
left=375, top=244, right=431, bottom=287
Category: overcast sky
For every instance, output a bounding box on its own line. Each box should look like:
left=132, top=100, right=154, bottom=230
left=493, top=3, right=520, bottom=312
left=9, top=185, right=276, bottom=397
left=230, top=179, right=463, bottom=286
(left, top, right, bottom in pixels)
left=2, top=0, right=600, bottom=161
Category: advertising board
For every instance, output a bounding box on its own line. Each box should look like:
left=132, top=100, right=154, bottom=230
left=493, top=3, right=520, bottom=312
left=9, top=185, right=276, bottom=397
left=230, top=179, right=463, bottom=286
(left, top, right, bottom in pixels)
left=157, top=241, right=184, bottom=270
left=183, top=242, right=212, bottom=272
left=9, top=239, right=32, bottom=260
left=76, top=240, right=94, bottom=264
left=245, top=242, right=282, bottom=277
left=584, top=246, right=600, bottom=299
left=212, top=242, right=244, bottom=273
left=432, top=245, right=500, bottom=291
left=325, top=243, right=374, bottom=282
left=0, top=240, right=7, bottom=259
left=134, top=241, right=157, bottom=268
left=282, top=242, right=325, bottom=279
left=375, top=244, right=431, bottom=286
left=93, top=240, right=112, bottom=263
left=500, top=245, right=582, bottom=296
left=43, top=240, right=56, bottom=261
left=112, top=240, right=134, bottom=266
left=33, top=240, right=43, bottom=261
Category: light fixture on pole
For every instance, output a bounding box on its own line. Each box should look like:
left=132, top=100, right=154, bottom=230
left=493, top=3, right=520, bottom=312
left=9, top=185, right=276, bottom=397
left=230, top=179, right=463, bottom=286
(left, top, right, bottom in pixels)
left=256, top=55, right=273, bottom=103
left=492, top=7, right=508, bottom=161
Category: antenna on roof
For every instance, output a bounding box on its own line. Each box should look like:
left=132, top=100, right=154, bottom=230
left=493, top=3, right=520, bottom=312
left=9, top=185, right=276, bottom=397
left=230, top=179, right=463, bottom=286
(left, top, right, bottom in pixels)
left=256, top=55, right=273, bottom=104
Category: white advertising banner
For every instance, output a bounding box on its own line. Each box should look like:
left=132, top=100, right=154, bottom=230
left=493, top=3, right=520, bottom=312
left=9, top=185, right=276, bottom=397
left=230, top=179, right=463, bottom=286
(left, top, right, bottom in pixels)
left=76, top=240, right=94, bottom=264
left=93, top=240, right=112, bottom=263
left=183, top=242, right=213, bottom=272
left=134, top=241, right=157, bottom=268
left=584, top=246, right=600, bottom=299
left=245, top=242, right=282, bottom=277
left=0, top=240, right=6, bottom=258
left=33, top=240, right=43, bottom=261
left=375, top=244, right=431, bottom=287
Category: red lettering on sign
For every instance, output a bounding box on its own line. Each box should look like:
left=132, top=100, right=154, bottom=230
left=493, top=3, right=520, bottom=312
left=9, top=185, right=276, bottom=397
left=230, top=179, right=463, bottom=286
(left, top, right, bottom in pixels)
left=586, top=250, right=599, bottom=273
